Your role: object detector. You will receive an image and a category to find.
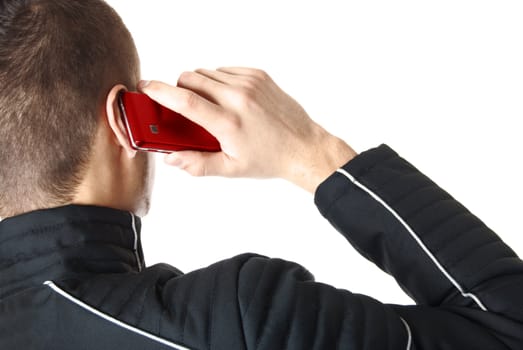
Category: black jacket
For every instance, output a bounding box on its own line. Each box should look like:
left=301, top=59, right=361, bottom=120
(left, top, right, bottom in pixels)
left=1, top=144, right=522, bottom=349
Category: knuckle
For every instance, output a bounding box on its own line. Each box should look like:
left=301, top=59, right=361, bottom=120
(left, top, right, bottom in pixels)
left=252, top=69, right=270, bottom=81
left=220, top=115, right=242, bottom=134
left=227, top=87, right=247, bottom=109
left=228, top=115, right=243, bottom=131
left=179, top=90, right=199, bottom=110
left=234, top=85, right=258, bottom=107
left=178, top=70, right=193, bottom=81
left=177, top=71, right=195, bottom=86
left=236, top=92, right=253, bottom=110
left=241, top=77, right=258, bottom=90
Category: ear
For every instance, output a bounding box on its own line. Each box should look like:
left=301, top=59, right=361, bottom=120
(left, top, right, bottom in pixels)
left=106, top=84, right=137, bottom=158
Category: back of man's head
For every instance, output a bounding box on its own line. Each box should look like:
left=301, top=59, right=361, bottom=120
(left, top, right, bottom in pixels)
left=0, top=0, right=139, bottom=218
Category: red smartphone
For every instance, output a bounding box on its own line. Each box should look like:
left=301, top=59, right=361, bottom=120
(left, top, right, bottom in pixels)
left=118, top=91, right=221, bottom=153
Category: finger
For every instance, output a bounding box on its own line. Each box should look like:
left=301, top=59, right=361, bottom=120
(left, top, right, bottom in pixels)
left=164, top=151, right=234, bottom=177
left=139, top=80, right=225, bottom=134
left=194, top=68, right=241, bottom=85
left=177, top=71, right=229, bottom=104
left=217, top=67, right=269, bottom=79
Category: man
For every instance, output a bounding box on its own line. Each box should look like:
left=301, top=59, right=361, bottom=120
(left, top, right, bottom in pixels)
left=0, top=0, right=521, bottom=349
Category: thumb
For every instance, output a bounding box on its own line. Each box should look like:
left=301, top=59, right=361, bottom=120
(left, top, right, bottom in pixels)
left=164, top=151, right=233, bottom=177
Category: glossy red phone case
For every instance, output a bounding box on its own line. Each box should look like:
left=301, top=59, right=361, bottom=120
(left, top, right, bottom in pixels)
left=118, top=91, right=221, bottom=153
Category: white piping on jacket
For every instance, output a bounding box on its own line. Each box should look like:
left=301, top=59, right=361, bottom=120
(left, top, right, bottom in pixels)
left=336, top=168, right=488, bottom=312
left=44, top=281, right=192, bottom=350
left=400, top=317, right=412, bottom=350
left=130, top=213, right=143, bottom=272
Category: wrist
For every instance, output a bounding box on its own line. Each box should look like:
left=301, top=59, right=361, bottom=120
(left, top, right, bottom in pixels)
left=286, top=129, right=357, bottom=193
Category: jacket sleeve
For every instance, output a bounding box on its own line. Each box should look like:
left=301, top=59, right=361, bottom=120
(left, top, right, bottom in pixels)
left=314, top=144, right=523, bottom=313
left=235, top=144, right=523, bottom=350
left=312, top=144, right=523, bottom=346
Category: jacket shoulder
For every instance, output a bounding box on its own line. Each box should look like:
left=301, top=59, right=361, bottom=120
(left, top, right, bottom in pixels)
left=51, top=253, right=275, bottom=350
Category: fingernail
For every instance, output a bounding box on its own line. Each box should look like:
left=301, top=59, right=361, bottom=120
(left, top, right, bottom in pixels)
left=137, top=80, right=151, bottom=90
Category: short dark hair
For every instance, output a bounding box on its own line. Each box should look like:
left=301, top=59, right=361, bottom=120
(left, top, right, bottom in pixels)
left=0, top=0, right=139, bottom=217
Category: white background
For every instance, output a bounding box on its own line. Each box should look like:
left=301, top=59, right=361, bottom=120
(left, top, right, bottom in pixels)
left=107, top=0, right=522, bottom=305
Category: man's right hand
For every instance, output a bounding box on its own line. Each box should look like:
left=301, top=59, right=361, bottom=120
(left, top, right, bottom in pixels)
left=139, top=68, right=357, bottom=193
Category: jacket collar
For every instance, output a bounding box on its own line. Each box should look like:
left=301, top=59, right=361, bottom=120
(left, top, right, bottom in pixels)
left=0, top=204, right=145, bottom=299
